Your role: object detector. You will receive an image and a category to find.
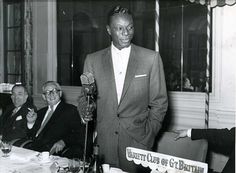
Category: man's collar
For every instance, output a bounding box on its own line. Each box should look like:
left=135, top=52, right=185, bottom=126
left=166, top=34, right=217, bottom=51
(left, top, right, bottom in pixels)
left=48, top=100, right=61, bottom=111
left=111, top=42, right=131, bottom=53
left=13, top=106, right=21, bottom=113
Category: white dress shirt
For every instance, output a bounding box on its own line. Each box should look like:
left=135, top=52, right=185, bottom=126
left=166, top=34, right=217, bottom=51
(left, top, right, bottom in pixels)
left=111, top=43, right=131, bottom=104
left=187, top=129, right=192, bottom=137
left=12, top=107, right=21, bottom=116
left=41, top=101, right=60, bottom=125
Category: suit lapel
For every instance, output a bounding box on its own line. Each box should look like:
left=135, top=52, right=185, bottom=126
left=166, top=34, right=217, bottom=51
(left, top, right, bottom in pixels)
left=38, top=102, right=63, bottom=136
left=102, top=47, right=119, bottom=107
left=4, top=107, right=18, bottom=128
left=9, top=107, right=22, bottom=122
left=119, top=44, right=138, bottom=105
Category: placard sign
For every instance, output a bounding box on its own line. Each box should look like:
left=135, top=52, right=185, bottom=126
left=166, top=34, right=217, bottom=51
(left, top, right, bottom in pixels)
left=126, top=147, right=208, bottom=173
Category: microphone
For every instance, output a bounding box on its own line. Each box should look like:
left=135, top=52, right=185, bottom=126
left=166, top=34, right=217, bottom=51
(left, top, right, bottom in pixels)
left=78, top=72, right=96, bottom=123
left=79, top=72, right=97, bottom=172
left=80, top=72, right=96, bottom=97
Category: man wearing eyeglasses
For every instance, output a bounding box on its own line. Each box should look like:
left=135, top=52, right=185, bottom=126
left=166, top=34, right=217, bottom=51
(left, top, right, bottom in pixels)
left=26, top=81, right=93, bottom=159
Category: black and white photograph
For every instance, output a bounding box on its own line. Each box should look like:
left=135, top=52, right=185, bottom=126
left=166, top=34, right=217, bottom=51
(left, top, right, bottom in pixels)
left=0, top=0, right=235, bottom=173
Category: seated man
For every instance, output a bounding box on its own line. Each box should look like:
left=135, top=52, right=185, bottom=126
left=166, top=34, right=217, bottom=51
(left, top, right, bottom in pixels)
left=26, top=81, right=93, bottom=159
left=0, top=84, right=36, bottom=142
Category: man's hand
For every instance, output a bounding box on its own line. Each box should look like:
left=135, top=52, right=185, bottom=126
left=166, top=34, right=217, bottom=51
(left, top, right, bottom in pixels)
left=174, top=129, right=188, bottom=140
left=26, top=108, right=37, bottom=127
left=50, top=140, right=65, bottom=155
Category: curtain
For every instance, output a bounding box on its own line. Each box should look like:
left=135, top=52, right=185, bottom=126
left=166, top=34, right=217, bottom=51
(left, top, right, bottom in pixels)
left=24, top=0, right=33, bottom=95
left=187, top=0, right=236, bottom=7
left=187, top=0, right=235, bottom=128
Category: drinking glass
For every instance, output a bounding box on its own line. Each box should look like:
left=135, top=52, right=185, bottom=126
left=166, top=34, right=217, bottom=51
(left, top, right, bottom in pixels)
left=1, top=142, right=12, bottom=157
left=68, top=158, right=81, bottom=173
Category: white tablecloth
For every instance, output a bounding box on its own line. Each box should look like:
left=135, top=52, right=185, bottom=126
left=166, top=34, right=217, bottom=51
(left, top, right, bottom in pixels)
left=0, top=146, right=69, bottom=173
left=0, top=146, right=130, bottom=173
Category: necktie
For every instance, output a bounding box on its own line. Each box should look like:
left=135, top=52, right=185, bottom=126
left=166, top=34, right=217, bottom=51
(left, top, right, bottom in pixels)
left=36, top=106, right=54, bottom=137
left=11, top=107, right=19, bottom=117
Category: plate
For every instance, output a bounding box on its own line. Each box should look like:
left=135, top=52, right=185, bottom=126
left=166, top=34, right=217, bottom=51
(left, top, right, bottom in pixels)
left=39, top=158, right=52, bottom=163
left=39, top=155, right=54, bottom=162
left=31, top=154, right=54, bottom=164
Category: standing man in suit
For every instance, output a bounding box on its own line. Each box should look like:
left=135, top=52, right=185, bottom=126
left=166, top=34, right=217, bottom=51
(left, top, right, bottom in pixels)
left=26, top=81, right=93, bottom=159
left=175, top=127, right=235, bottom=173
left=81, top=5, right=168, bottom=172
left=0, top=84, right=36, bottom=142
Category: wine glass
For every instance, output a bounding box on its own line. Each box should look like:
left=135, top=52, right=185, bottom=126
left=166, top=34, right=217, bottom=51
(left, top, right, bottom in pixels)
left=68, top=158, right=81, bottom=173
left=1, top=141, right=12, bottom=157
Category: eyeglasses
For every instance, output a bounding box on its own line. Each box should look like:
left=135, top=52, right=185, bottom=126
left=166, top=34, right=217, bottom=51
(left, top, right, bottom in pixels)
left=43, top=88, right=60, bottom=97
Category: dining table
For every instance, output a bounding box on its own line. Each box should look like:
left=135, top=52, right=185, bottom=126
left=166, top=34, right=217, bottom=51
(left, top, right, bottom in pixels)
left=0, top=146, right=127, bottom=173
left=0, top=146, right=71, bottom=173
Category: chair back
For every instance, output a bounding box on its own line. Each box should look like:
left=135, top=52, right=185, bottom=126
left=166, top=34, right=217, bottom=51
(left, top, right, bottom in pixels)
left=155, top=131, right=208, bottom=162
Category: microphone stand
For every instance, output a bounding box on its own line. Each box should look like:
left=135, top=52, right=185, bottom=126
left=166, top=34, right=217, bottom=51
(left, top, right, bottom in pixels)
left=82, top=95, right=90, bottom=173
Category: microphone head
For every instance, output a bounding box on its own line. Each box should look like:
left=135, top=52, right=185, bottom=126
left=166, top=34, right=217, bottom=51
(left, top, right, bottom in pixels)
left=80, top=72, right=95, bottom=85
left=80, top=72, right=96, bottom=96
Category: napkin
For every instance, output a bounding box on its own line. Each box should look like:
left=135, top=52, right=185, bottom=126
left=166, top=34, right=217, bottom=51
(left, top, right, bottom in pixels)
left=10, top=149, right=39, bottom=162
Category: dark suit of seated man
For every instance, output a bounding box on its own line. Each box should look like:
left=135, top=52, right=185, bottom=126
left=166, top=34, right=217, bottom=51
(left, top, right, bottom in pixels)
left=26, top=81, right=93, bottom=159
left=0, top=84, right=36, bottom=143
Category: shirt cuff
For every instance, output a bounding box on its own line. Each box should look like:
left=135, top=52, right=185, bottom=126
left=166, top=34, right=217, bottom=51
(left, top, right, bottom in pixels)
left=27, top=122, right=34, bottom=129
left=187, top=129, right=192, bottom=137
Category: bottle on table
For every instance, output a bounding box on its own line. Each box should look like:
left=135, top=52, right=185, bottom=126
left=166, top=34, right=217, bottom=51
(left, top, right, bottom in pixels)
left=87, top=144, right=102, bottom=173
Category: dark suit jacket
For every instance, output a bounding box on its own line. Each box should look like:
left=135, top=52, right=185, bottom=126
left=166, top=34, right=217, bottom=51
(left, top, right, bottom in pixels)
left=27, top=101, right=93, bottom=159
left=0, top=101, right=36, bottom=142
left=192, top=128, right=235, bottom=173
left=84, top=44, right=168, bottom=168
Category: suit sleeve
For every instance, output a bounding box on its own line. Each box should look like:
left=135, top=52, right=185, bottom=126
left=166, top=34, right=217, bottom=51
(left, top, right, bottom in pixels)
left=63, top=107, right=81, bottom=145
left=0, top=105, right=14, bottom=133
left=63, top=106, right=93, bottom=157
left=147, top=53, right=168, bottom=139
left=83, top=54, right=94, bottom=74
left=26, top=108, right=44, bottom=139
left=138, top=53, right=168, bottom=148
left=191, top=127, right=235, bottom=155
